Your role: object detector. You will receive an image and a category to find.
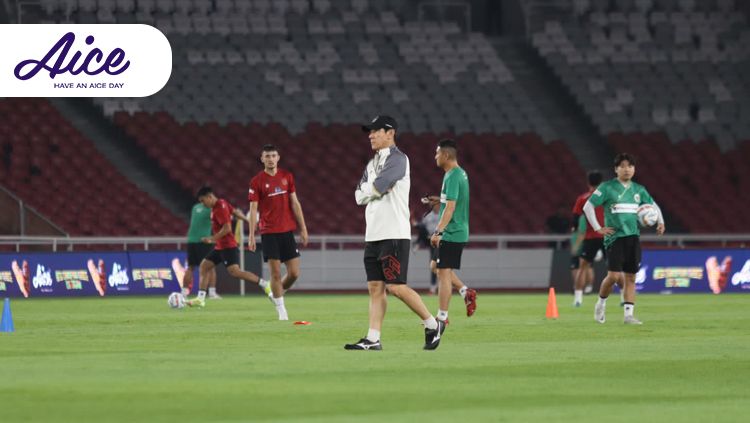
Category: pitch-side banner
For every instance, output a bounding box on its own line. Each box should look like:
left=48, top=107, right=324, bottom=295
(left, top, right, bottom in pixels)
left=0, top=252, right=185, bottom=297
left=127, top=251, right=183, bottom=294
left=636, top=249, right=750, bottom=294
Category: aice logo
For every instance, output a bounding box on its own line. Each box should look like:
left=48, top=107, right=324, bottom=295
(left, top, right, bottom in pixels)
left=32, top=264, right=53, bottom=289
left=0, top=24, right=171, bottom=97
left=731, top=260, right=750, bottom=286
left=14, top=33, right=130, bottom=81
left=108, top=263, right=130, bottom=287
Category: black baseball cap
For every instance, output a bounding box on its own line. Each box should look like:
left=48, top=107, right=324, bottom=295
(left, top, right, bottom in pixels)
left=361, top=115, right=398, bottom=132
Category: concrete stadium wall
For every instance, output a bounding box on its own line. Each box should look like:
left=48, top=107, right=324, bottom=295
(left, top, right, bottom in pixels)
left=286, top=248, right=554, bottom=291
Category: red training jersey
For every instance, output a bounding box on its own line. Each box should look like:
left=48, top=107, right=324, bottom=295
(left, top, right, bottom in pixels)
left=248, top=168, right=298, bottom=234
left=211, top=199, right=237, bottom=250
left=572, top=188, right=604, bottom=240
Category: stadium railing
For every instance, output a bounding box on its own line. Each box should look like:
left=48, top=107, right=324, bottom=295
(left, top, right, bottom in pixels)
left=1, top=234, right=749, bottom=252
left=0, top=185, right=68, bottom=237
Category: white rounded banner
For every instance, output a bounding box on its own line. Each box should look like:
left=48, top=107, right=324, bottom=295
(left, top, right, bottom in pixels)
left=0, top=24, right=172, bottom=97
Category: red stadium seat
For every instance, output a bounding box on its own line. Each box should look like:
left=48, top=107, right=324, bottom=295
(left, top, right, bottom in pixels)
left=0, top=99, right=186, bottom=236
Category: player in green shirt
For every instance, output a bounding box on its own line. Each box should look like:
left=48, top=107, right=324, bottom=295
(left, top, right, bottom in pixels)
left=430, top=139, right=477, bottom=328
left=181, top=200, right=247, bottom=299
left=569, top=214, right=586, bottom=296
left=583, top=153, right=665, bottom=324
left=181, top=202, right=218, bottom=298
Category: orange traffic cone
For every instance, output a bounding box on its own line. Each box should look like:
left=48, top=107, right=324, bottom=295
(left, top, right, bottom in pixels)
left=546, top=287, right=559, bottom=319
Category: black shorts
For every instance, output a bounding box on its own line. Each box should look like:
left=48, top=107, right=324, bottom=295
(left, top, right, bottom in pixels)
left=364, top=239, right=410, bottom=284
left=436, top=241, right=465, bottom=269
left=261, top=231, right=300, bottom=263
left=580, top=238, right=605, bottom=263
left=570, top=256, right=580, bottom=270
left=606, top=236, right=641, bottom=274
left=205, top=247, right=240, bottom=267
left=187, top=242, right=214, bottom=267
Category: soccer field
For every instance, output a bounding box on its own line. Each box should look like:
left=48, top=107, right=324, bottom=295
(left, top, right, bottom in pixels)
left=1, top=293, right=749, bottom=422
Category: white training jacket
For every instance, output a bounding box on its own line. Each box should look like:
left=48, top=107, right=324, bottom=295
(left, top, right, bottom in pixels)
left=355, top=145, right=411, bottom=242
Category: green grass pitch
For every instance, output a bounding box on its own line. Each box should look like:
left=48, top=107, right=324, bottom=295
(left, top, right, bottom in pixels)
left=1, top=293, right=749, bottom=422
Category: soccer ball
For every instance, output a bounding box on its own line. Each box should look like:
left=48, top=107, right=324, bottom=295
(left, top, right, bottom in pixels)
left=637, top=204, right=658, bottom=227
left=167, top=292, right=186, bottom=309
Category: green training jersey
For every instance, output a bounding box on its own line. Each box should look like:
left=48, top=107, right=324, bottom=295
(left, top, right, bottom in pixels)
left=187, top=203, right=212, bottom=243
left=440, top=166, right=470, bottom=243
left=588, top=178, right=654, bottom=248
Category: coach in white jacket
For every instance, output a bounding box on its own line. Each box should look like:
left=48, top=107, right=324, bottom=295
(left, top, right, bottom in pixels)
left=344, top=116, right=444, bottom=351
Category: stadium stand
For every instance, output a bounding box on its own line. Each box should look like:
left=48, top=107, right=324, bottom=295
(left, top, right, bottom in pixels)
left=26, top=0, right=584, bottom=234
left=33, top=0, right=554, bottom=136
left=609, top=132, right=750, bottom=233
left=0, top=98, right=186, bottom=236
left=115, top=112, right=584, bottom=233
left=529, top=0, right=750, bottom=232
left=10, top=0, right=746, bottom=234
left=531, top=0, right=750, bottom=149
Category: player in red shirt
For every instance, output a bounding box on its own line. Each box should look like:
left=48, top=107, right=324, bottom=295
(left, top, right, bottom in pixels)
left=571, top=171, right=607, bottom=307
left=187, top=186, right=272, bottom=308
left=248, top=145, right=309, bottom=321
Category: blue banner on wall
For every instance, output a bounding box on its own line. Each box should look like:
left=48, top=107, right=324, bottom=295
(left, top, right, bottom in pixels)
left=127, top=251, right=183, bottom=294
left=636, top=249, right=750, bottom=293
left=0, top=251, right=186, bottom=297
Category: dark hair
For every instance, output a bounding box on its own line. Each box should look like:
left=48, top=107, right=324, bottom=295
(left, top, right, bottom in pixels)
left=587, top=171, right=603, bottom=186
left=262, top=144, right=278, bottom=153
left=614, top=153, right=636, bottom=167
left=438, top=139, right=458, bottom=160
left=438, top=138, right=458, bottom=150
left=196, top=185, right=213, bottom=199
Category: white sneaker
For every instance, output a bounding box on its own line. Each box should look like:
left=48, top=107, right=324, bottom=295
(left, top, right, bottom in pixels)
left=594, top=302, right=606, bottom=323
left=583, top=285, right=593, bottom=294
left=623, top=315, right=643, bottom=325
left=277, top=308, right=289, bottom=321
left=208, top=293, right=222, bottom=300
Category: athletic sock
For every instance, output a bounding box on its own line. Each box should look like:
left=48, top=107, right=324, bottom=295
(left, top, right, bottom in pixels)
left=208, top=287, right=216, bottom=296
left=423, top=316, right=438, bottom=330
left=197, top=290, right=206, bottom=301
left=459, top=286, right=468, bottom=298
left=271, top=296, right=287, bottom=320
left=181, top=287, right=189, bottom=296
left=366, top=329, right=380, bottom=343
left=574, top=290, right=583, bottom=303
left=597, top=296, right=607, bottom=307
left=624, top=302, right=634, bottom=317
left=620, top=290, right=625, bottom=303
left=437, top=309, right=449, bottom=321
